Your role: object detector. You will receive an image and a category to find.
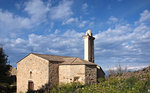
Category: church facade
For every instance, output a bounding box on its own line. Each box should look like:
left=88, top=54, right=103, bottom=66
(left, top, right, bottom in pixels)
left=17, top=30, right=105, bottom=93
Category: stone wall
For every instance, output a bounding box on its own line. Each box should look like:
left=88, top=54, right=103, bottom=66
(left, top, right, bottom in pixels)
left=49, top=61, right=62, bottom=87
left=59, top=65, right=86, bottom=84
left=17, top=54, right=49, bottom=93
left=85, top=65, right=97, bottom=84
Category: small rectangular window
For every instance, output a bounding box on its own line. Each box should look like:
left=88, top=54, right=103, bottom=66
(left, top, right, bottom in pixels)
left=28, top=81, right=34, bottom=90
left=74, top=77, right=79, bottom=82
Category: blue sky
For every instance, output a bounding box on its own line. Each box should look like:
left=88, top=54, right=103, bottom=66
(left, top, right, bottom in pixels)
left=0, top=0, right=150, bottom=71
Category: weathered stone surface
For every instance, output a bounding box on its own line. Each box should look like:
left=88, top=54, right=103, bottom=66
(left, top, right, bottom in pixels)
left=59, top=65, right=86, bottom=84
left=85, top=65, right=97, bottom=84
left=59, top=65, right=98, bottom=84
left=17, top=54, right=49, bottom=93
left=49, top=61, right=62, bottom=87
left=17, top=53, right=102, bottom=93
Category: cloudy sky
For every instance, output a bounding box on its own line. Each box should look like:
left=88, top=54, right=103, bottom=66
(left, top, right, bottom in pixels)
left=0, top=0, right=150, bottom=71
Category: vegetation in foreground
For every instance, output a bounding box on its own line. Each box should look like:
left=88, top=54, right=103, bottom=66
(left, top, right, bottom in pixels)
left=49, top=75, right=150, bottom=93
left=34, top=66, right=150, bottom=93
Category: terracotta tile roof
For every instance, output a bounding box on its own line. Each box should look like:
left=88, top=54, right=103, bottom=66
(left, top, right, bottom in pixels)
left=32, top=53, right=96, bottom=65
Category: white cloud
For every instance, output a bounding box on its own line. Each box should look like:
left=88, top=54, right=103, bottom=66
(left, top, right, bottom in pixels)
left=0, top=0, right=50, bottom=37
left=62, top=17, right=78, bottom=25
left=24, top=0, right=49, bottom=25
left=50, top=0, right=73, bottom=20
left=15, top=38, right=25, bottom=44
left=95, top=15, right=150, bottom=68
left=0, top=10, right=31, bottom=30
left=106, top=65, right=148, bottom=71
left=48, top=22, right=54, bottom=32
left=3, top=30, right=84, bottom=59
left=82, top=3, right=88, bottom=13
left=47, top=48, right=60, bottom=54
left=1, top=30, right=84, bottom=66
left=62, top=17, right=90, bottom=28
left=0, top=4, right=150, bottom=70
left=3, top=19, right=150, bottom=68
left=54, top=29, right=60, bottom=34
left=107, top=16, right=118, bottom=24
left=127, top=65, right=148, bottom=70
left=82, top=3, right=88, bottom=10
left=79, top=21, right=87, bottom=27
left=139, top=10, right=150, bottom=22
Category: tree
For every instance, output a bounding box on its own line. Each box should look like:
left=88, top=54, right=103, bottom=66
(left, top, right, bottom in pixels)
left=0, top=47, right=10, bottom=83
left=0, top=47, right=8, bottom=65
left=0, top=47, right=16, bottom=93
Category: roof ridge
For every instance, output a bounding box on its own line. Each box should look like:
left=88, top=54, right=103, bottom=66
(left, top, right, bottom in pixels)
left=32, top=53, right=75, bottom=58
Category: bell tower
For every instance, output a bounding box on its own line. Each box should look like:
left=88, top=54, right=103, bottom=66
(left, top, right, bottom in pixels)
left=83, top=30, right=95, bottom=63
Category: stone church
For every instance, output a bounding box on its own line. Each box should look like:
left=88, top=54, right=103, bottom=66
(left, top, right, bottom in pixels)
left=17, top=30, right=105, bottom=93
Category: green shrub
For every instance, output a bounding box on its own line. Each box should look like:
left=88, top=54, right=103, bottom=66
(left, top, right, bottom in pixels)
left=46, top=73, right=150, bottom=93
left=98, top=78, right=105, bottom=83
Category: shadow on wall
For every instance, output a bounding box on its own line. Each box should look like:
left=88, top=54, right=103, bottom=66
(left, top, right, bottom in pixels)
left=97, top=66, right=105, bottom=80
left=26, top=83, right=52, bottom=93
left=26, top=82, right=84, bottom=93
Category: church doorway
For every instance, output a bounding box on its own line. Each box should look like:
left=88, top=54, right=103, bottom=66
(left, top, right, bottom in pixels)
left=28, top=81, right=34, bottom=90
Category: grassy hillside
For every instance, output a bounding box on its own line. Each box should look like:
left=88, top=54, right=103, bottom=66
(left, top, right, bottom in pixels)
left=48, top=66, right=150, bottom=93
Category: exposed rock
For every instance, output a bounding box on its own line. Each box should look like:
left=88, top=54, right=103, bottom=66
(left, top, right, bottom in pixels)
left=9, top=67, right=17, bottom=76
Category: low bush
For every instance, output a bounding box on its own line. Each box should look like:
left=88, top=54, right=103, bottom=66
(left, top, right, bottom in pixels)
left=48, top=74, right=150, bottom=93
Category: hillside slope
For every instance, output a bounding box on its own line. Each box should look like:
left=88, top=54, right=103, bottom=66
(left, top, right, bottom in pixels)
left=48, top=66, right=150, bottom=93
